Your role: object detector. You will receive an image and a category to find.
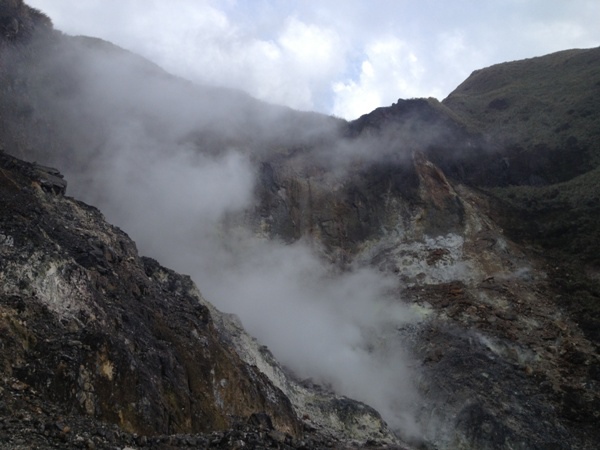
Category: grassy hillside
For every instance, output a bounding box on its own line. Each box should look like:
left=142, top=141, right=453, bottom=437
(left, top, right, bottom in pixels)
left=438, top=48, right=600, bottom=266
left=488, top=166, right=600, bottom=263
left=443, top=47, right=600, bottom=168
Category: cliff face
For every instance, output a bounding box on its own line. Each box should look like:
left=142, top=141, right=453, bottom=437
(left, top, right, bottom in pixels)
left=245, top=53, right=600, bottom=448
left=1, top=2, right=599, bottom=449
left=0, top=151, right=301, bottom=438
left=251, top=135, right=599, bottom=448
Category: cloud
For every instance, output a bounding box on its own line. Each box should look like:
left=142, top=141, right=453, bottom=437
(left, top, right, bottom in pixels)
left=434, top=30, right=487, bottom=89
left=525, top=20, right=594, bottom=53
left=275, top=17, right=346, bottom=109
left=129, top=9, right=345, bottom=111
left=332, top=37, right=432, bottom=119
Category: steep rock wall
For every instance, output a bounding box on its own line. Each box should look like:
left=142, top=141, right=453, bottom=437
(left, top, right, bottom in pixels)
left=0, top=151, right=302, bottom=437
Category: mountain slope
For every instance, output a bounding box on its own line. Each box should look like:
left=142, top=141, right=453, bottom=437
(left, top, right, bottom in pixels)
left=439, top=47, right=600, bottom=260
left=0, top=151, right=300, bottom=442
left=443, top=47, right=600, bottom=171
left=248, top=50, right=600, bottom=448
left=0, top=143, right=403, bottom=449
left=1, top=1, right=599, bottom=449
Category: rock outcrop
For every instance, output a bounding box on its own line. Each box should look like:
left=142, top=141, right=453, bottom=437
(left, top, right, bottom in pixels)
left=0, top=150, right=297, bottom=436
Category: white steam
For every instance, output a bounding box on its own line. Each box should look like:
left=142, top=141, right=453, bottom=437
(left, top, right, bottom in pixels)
left=79, top=131, right=421, bottom=435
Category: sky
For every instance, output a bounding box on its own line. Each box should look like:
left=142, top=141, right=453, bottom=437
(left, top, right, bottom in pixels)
left=27, top=0, right=600, bottom=119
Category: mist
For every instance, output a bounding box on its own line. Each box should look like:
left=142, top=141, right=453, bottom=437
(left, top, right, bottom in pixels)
left=9, top=33, right=423, bottom=438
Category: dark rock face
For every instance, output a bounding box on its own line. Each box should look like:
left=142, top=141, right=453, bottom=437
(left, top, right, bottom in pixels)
left=251, top=142, right=599, bottom=449
left=0, top=0, right=51, bottom=43
left=253, top=158, right=421, bottom=260
left=0, top=151, right=302, bottom=439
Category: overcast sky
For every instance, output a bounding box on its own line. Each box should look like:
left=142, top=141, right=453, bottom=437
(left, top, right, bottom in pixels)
left=28, top=0, right=600, bottom=119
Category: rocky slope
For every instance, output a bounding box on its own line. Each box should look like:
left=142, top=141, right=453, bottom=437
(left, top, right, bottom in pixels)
left=251, top=125, right=599, bottom=448
left=0, top=150, right=301, bottom=440
left=234, top=51, right=600, bottom=448
left=1, top=1, right=599, bottom=449
left=0, top=149, right=402, bottom=450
